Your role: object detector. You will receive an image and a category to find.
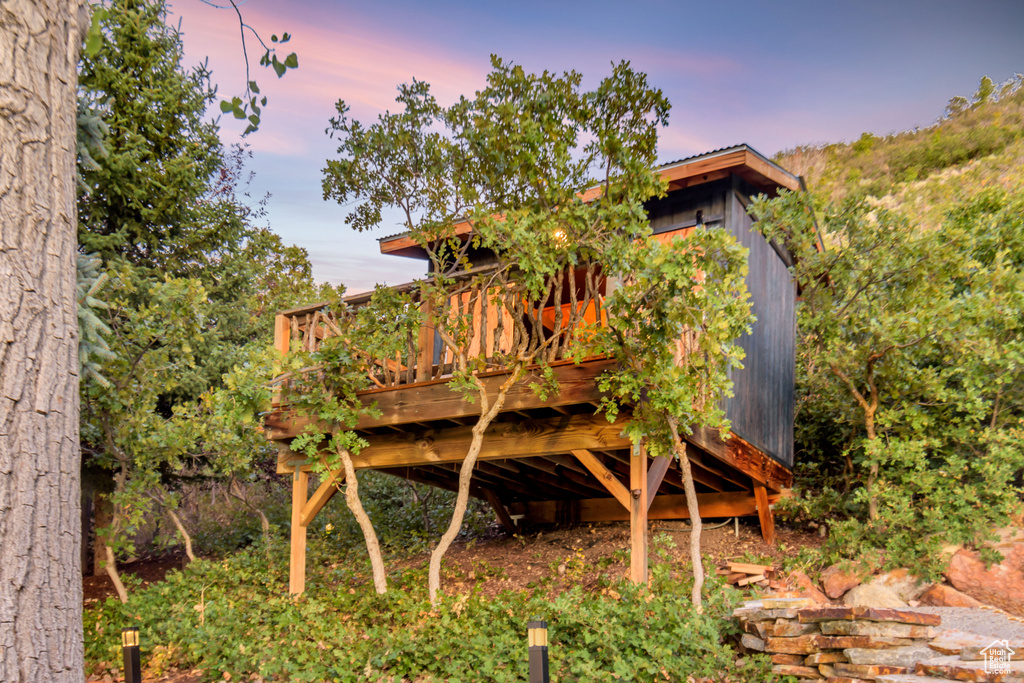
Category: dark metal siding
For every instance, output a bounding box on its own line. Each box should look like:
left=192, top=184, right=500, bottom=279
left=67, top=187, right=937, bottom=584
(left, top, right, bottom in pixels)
left=723, top=179, right=795, bottom=467
left=644, top=178, right=795, bottom=468
left=646, top=180, right=728, bottom=232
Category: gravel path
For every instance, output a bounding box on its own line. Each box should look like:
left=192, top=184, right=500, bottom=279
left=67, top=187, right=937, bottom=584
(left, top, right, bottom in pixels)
left=907, top=606, right=1024, bottom=640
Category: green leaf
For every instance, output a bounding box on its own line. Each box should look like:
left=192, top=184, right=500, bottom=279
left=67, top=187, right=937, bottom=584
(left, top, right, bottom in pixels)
left=248, top=80, right=260, bottom=94
left=284, top=53, right=298, bottom=69
left=280, top=32, right=291, bottom=43
left=219, top=100, right=234, bottom=114
left=271, top=55, right=286, bottom=78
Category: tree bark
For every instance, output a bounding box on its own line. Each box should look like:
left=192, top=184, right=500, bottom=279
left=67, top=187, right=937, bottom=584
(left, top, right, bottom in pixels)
left=0, top=1, right=88, bottom=680
left=102, top=544, right=129, bottom=605
left=427, top=367, right=523, bottom=605
left=864, top=412, right=879, bottom=521
left=92, top=490, right=113, bottom=577
left=338, top=448, right=388, bottom=594
left=166, top=507, right=196, bottom=563
left=668, top=418, right=704, bottom=610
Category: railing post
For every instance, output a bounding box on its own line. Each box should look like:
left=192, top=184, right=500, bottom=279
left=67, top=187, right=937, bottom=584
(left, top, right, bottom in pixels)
left=416, top=298, right=434, bottom=382
left=273, top=313, right=291, bottom=406
left=528, top=620, right=549, bottom=683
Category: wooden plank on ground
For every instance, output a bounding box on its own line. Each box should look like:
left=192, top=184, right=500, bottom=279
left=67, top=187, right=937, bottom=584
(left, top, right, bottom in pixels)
left=571, top=449, right=631, bottom=510
left=727, top=562, right=773, bottom=574
left=509, top=490, right=783, bottom=523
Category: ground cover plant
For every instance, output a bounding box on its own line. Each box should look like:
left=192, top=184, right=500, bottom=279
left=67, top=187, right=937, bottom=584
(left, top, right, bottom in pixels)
left=83, top=534, right=770, bottom=683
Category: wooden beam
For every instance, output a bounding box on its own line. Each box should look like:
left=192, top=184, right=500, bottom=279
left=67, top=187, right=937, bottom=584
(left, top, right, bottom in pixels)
left=375, top=465, right=486, bottom=500
left=265, top=358, right=615, bottom=439
left=282, top=414, right=632, bottom=471
left=685, top=427, right=793, bottom=491
left=509, top=490, right=784, bottom=523
left=646, top=455, right=671, bottom=510
left=289, top=469, right=309, bottom=595
left=481, top=488, right=517, bottom=534
left=754, top=484, right=776, bottom=545
left=570, top=449, right=631, bottom=510
left=630, top=446, right=648, bottom=585
left=514, top=458, right=610, bottom=497
left=473, top=461, right=577, bottom=500
left=300, top=468, right=345, bottom=527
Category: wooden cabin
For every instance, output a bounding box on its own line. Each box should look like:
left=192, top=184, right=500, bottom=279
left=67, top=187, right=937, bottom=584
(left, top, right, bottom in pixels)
left=267, top=144, right=799, bottom=594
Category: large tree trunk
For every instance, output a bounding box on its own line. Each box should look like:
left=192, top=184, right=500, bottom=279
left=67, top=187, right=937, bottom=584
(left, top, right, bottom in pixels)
left=0, top=1, right=88, bottom=680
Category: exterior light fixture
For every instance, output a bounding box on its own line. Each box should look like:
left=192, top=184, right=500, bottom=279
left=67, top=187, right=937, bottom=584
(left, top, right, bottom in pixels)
left=528, top=620, right=549, bottom=683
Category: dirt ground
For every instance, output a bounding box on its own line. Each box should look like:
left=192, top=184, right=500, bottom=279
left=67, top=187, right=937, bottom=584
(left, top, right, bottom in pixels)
left=84, top=518, right=824, bottom=682
left=425, top=517, right=824, bottom=598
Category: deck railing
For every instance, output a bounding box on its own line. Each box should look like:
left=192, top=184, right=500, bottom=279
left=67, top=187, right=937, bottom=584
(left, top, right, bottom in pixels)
left=272, top=265, right=609, bottom=399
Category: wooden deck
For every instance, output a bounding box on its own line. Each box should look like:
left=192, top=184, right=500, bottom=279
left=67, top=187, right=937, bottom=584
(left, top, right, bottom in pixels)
left=267, top=294, right=792, bottom=594
left=266, top=147, right=800, bottom=594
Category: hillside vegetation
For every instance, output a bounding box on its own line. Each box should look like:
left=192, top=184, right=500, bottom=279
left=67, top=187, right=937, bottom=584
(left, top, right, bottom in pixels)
left=778, top=74, right=1024, bottom=210
left=756, top=74, right=1024, bottom=571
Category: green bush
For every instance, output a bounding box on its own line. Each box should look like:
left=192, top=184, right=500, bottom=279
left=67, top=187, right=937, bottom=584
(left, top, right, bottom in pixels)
left=85, top=542, right=770, bottom=682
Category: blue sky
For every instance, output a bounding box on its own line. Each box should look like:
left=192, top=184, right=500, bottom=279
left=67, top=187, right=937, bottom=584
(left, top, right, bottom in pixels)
left=175, top=0, right=1024, bottom=293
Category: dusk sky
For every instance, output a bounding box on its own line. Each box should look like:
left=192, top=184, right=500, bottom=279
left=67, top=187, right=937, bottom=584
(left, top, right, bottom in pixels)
left=175, top=0, right=1024, bottom=294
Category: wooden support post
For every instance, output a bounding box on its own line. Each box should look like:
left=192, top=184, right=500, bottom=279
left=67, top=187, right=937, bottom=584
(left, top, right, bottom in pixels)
left=629, top=446, right=648, bottom=585
left=416, top=298, right=434, bottom=382
left=300, top=468, right=344, bottom=527
left=754, top=484, right=776, bottom=546
left=646, top=455, right=671, bottom=511
left=289, top=468, right=309, bottom=595
left=570, top=449, right=631, bottom=510
left=482, top=488, right=517, bottom=534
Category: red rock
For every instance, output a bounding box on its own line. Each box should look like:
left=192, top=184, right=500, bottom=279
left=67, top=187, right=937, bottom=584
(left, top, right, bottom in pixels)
left=766, top=620, right=819, bottom=637
left=806, top=652, right=848, bottom=665
left=944, top=544, right=1024, bottom=616
left=788, top=570, right=831, bottom=605
left=814, top=635, right=916, bottom=650
left=822, top=564, right=863, bottom=599
left=834, top=663, right=909, bottom=678
left=925, top=629, right=992, bottom=656
left=842, top=583, right=908, bottom=609
left=870, top=568, right=927, bottom=602
left=771, top=664, right=823, bottom=678
left=764, top=635, right=820, bottom=655
left=772, top=653, right=806, bottom=665
left=917, top=583, right=982, bottom=608
left=797, top=606, right=940, bottom=626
